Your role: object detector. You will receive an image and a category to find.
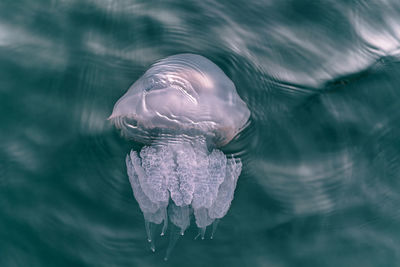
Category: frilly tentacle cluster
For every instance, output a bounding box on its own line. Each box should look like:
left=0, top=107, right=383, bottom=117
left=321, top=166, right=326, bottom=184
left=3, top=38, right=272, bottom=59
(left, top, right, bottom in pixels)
left=126, top=141, right=241, bottom=240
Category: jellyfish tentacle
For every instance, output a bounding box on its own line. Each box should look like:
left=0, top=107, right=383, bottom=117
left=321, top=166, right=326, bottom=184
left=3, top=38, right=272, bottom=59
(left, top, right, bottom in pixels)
left=208, top=157, right=242, bottom=219
left=127, top=151, right=167, bottom=249
left=173, top=143, right=195, bottom=206
left=169, top=203, right=190, bottom=234
left=193, top=207, right=214, bottom=230
left=191, top=143, right=211, bottom=210
left=144, top=220, right=155, bottom=251
left=207, top=149, right=227, bottom=207
left=210, top=219, right=220, bottom=239
left=126, top=151, right=159, bottom=215
left=140, top=146, right=169, bottom=203
left=200, top=227, right=206, bottom=240
left=160, top=206, right=168, bottom=236
left=164, top=223, right=182, bottom=261
left=144, top=220, right=152, bottom=243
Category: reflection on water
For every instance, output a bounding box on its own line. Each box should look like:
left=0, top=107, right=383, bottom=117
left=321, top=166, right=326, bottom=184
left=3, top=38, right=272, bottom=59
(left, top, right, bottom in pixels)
left=1, top=0, right=400, bottom=266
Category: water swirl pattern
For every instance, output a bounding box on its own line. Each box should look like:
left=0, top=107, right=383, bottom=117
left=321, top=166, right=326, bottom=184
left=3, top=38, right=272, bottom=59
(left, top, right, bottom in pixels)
left=109, top=54, right=250, bottom=256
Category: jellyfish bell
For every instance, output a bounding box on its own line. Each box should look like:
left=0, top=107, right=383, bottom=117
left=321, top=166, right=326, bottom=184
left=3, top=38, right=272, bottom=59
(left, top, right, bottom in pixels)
left=109, top=53, right=250, bottom=257
left=109, top=53, right=250, bottom=146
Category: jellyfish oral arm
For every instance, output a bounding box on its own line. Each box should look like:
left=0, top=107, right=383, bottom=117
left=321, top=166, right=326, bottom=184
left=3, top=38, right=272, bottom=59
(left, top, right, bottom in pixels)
left=125, top=139, right=242, bottom=242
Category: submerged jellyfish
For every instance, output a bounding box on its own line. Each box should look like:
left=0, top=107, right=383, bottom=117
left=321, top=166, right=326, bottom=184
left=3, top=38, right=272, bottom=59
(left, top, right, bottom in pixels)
left=109, top=54, right=250, bottom=257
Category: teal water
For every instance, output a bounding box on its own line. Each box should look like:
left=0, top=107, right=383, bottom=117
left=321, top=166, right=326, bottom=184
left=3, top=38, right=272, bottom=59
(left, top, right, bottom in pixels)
left=2, top=1, right=400, bottom=266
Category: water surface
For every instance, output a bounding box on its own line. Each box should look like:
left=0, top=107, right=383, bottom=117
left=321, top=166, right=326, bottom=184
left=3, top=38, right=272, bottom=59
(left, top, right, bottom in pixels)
left=1, top=0, right=400, bottom=266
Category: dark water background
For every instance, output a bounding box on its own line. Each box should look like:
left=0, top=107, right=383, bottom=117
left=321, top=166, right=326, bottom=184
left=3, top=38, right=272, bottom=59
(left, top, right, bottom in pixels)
left=2, top=0, right=400, bottom=266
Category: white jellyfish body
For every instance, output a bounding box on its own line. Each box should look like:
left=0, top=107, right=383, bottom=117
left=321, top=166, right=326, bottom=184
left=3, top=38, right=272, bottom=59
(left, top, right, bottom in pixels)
left=110, top=54, right=250, bottom=256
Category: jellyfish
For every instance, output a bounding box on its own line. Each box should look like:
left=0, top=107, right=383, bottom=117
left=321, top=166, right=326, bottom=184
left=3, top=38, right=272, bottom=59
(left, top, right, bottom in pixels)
left=109, top=54, right=250, bottom=257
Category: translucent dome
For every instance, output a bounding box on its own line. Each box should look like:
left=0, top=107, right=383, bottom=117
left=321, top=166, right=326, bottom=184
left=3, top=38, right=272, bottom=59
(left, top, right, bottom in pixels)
left=109, top=53, right=250, bottom=146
